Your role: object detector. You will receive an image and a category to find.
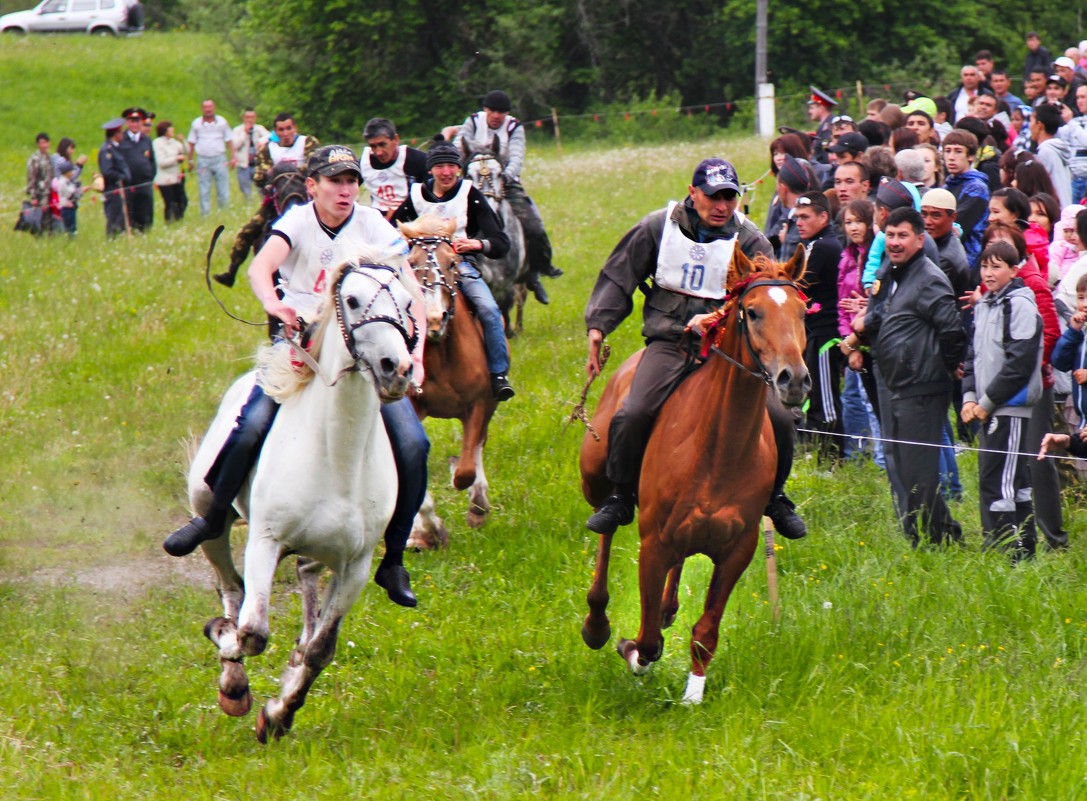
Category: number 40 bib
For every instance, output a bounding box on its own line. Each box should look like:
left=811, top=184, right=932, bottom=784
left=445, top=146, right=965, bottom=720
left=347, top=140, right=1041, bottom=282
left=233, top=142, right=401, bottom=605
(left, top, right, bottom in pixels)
left=653, top=201, right=738, bottom=300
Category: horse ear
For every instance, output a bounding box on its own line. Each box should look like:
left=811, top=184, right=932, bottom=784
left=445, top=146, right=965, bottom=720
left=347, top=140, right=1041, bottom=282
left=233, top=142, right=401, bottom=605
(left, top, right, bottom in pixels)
left=785, top=243, right=807, bottom=283
left=725, top=245, right=755, bottom=292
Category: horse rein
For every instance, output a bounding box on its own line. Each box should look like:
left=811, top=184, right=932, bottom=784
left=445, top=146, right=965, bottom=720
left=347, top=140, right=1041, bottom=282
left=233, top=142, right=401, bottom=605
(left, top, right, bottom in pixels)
left=708, top=279, right=799, bottom=385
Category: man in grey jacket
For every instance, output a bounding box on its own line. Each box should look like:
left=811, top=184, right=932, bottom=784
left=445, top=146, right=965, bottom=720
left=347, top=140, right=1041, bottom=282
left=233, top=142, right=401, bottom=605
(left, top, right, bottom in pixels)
left=583, top=158, right=806, bottom=539
left=855, top=207, right=966, bottom=546
left=1032, top=103, right=1073, bottom=207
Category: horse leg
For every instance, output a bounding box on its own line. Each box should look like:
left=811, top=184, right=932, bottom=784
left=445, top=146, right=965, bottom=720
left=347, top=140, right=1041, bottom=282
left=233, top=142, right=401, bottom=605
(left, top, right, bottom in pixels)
left=514, top=284, right=527, bottom=334
left=617, top=540, right=673, bottom=675
left=196, top=509, right=252, bottom=716
left=452, top=404, right=485, bottom=491
left=466, top=439, right=491, bottom=529
left=408, top=490, right=449, bottom=550
left=235, top=531, right=283, bottom=658
left=582, top=532, right=614, bottom=649
left=682, top=531, right=758, bottom=705
left=661, top=562, right=684, bottom=630
left=296, top=557, right=324, bottom=650
left=255, top=556, right=371, bottom=743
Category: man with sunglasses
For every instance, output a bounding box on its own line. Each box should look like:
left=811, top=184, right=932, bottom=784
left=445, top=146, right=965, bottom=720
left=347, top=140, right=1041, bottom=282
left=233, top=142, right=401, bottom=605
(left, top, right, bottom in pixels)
left=583, top=158, right=807, bottom=539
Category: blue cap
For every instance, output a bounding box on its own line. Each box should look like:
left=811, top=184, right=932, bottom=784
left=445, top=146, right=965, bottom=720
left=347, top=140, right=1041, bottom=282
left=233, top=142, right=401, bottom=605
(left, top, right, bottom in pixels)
left=692, top=158, right=741, bottom=195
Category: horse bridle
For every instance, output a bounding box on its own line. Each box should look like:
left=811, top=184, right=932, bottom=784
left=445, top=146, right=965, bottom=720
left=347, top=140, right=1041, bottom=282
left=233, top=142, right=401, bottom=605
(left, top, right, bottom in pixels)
left=708, top=278, right=798, bottom=385
left=408, top=235, right=458, bottom=322
left=334, top=263, right=419, bottom=363
left=468, top=154, right=503, bottom=202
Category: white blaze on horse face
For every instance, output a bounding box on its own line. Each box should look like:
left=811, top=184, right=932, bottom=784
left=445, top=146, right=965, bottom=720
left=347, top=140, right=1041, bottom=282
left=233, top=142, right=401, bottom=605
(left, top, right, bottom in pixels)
left=768, top=287, right=788, bottom=306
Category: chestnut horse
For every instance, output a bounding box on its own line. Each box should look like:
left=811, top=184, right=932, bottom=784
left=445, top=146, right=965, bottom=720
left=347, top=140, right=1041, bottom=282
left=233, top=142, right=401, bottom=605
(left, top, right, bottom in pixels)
left=400, top=216, right=499, bottom=542
left=579, top=246, right=809, bottom=704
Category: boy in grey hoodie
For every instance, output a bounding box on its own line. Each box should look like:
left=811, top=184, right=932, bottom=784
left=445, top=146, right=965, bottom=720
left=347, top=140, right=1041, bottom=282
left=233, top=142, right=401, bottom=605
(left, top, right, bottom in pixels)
left=962, top=241, right=1043, bottom=561
left=1033, top=103, right=1073, bottom=207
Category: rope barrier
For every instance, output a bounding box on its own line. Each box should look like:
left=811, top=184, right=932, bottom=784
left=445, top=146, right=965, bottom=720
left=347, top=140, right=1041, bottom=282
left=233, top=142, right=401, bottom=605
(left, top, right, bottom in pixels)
left=794, top=425, right=1086, bottom=463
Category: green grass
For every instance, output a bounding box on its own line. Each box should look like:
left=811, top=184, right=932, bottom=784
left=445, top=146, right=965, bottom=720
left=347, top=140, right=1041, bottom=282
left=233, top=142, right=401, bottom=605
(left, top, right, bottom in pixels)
left=3, top=35, right=1087, bottom=801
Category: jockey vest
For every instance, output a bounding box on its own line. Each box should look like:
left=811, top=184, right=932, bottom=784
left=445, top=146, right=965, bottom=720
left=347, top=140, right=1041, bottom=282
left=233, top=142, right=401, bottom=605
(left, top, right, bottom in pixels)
left=268, top=135, right=308, bottom=169
left=361, top=146, right=410, bottom=212
left=410, top=180, right=472, bottom=239
left=653, top=202, right=742, bottom=300
left=466, top=112, right=520, bottom=164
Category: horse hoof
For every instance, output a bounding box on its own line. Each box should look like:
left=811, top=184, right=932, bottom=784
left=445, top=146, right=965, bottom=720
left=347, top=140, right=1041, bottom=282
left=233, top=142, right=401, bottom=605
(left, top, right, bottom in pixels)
left=616, top=638, right=653, bottom=675
left=581, top=615, right=611, bottom=650
left=218, top=687, right=252, bottom=717
left=466, top=506, right=488, bottom=529
left=255, top=706, right=292, bottom=743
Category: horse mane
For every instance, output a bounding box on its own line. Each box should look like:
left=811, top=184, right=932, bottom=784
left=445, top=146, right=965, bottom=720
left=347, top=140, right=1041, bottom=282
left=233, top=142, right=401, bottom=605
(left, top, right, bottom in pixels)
left=257, top=243, right=408, bottom=401
left=398, top=215, right=456, bottom=240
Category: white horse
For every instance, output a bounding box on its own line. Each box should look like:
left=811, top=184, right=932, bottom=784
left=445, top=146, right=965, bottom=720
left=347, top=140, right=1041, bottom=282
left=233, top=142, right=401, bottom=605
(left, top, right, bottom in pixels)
left=464, top=144, right=528, bottom=334
left=188, top=255, right=418, bottom=742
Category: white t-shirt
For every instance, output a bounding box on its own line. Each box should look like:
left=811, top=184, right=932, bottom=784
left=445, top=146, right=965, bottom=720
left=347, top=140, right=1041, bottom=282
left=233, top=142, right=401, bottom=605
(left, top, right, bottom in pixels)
left=187, top=115, right=232, bottom=158
left=271, top=202, right=409, bottom=322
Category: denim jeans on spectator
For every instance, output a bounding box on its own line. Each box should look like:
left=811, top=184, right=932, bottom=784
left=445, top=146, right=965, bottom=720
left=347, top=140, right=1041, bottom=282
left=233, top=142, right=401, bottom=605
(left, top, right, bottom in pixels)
left=196, top=153, right=230, bottom=215
left=939, top=418, right=962, bottom=501
left=236, top=165, right=254, bottom=199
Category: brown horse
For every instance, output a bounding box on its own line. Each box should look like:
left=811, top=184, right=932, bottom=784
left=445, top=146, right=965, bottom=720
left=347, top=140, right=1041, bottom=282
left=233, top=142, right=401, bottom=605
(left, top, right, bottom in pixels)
left=400, top=216, right=499, bottom=542
left=579, top=246, right=809, bottom=704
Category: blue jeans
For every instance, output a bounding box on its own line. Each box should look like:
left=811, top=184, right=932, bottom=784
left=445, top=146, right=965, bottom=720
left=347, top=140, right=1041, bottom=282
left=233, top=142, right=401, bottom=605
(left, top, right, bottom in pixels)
left=236, top=165, right=254, bottom=199
left=380, top=396, right=430, bottom=562
left=457, top=261, right=509, bottom=375
left=939, top=418, right=962, bottom=501
left=841, top=370, right=884, bottom=467
left=196, top=153, right=230, bottom=215
left=1073, top=175, right=1087, bottom=206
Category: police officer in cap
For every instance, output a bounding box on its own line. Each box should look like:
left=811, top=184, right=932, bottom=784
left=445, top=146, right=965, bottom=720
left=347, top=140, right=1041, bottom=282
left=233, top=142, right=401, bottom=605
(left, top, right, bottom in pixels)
left=98, top=117, right=131, bottom=237
left=807, top=86, right=837, bottom=165
left=118, top=107, right=157, bottom=231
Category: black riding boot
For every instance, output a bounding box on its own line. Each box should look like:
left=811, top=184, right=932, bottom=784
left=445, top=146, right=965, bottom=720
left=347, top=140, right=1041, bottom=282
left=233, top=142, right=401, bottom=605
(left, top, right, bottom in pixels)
left=766, top=395, right=807, bottom=539
left=214, top=261, right=243, bottom=288
left=164, top=385, right=278, bottom=557
left=587, top=482, right=636, bottom=534
left=525, top=270, right=549, bottom=305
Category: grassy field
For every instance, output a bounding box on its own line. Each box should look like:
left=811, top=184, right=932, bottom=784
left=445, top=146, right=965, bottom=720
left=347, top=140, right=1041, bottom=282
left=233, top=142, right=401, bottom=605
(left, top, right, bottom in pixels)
left=3, top=34, right=1087, bottom=800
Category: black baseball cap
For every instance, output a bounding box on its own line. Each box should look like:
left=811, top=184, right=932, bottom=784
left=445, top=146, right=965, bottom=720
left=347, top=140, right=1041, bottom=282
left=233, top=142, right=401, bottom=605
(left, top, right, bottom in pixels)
left=691, top=158, right=741, bottom=195
left=827, top=132, right=869, bottom=155
left=307, top=145, right=361, bottom=178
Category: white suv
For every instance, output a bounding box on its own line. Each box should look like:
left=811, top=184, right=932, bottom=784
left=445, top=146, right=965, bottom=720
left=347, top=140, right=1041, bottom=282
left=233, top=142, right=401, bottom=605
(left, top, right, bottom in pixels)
left=0, top=0, right=144, bottom=35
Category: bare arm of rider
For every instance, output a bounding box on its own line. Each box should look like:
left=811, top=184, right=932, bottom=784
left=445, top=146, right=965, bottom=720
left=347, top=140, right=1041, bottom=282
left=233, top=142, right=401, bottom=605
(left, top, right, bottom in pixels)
left=247, top=236, right=300, bottom=334
left=586, top=328, right=604, bottom=378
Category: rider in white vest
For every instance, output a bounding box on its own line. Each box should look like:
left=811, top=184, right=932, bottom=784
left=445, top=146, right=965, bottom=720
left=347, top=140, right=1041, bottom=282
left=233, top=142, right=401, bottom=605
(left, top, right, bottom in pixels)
left=167, top=145, right=428, bottom=609
left=390, top=141, right=517, bottom=402
left=453, top=90, right=563, bottom=305
left=220, top=113, right=321, bottom=287
left=582, top=158, right=808, bottom=540
left=361, top=118, right=429, bottom=219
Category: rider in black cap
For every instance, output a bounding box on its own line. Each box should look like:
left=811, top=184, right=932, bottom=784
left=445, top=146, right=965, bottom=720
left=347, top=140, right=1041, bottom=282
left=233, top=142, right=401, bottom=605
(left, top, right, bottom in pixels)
left=583, top=158, right=807, bottom=539
left=453, top=90, right=562, bottom=305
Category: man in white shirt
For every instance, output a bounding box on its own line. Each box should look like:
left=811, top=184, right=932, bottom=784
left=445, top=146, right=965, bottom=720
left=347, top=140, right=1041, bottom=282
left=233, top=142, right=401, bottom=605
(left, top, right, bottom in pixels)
left=231, top=108, right=269, bottom=200
left=187, top=99, right=236, bottom=215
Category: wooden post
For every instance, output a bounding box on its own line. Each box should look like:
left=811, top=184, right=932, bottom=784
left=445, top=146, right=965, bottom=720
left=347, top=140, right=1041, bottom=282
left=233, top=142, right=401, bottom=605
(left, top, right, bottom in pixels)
left=551, top=107, right=562, bottom=156
left=763, top=516, right=780, bottom=622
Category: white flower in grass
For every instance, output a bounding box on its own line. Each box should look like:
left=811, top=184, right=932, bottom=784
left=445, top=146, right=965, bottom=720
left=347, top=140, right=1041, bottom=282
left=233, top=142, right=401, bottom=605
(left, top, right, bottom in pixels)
left=822, top=601, right=833, bottom=609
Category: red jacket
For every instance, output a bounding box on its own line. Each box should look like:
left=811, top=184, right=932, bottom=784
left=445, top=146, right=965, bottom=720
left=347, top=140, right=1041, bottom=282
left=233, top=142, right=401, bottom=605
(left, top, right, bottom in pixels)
left=1024, top=221, right=1051, bottom=282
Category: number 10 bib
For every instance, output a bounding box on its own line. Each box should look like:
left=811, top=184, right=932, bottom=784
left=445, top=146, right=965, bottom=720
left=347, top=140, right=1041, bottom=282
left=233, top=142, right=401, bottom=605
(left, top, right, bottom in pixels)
left=653, top=201, right=736, bottom=300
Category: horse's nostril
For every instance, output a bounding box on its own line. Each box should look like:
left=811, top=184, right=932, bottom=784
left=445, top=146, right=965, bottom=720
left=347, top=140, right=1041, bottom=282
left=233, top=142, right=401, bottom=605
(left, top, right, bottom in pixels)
left=379, top=357, right=397, bottom=376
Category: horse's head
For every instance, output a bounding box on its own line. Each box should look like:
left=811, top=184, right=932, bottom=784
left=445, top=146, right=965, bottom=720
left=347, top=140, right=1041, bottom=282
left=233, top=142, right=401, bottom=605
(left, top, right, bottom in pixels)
left=268, top=165, right=309, bottom=216
left=328, top=257, right=418, bottom=401
left=464, top=140, right=504, bottom=204
left=718, top=245, right=811, bottom=407
left=400, top=216, right=459, bottom=341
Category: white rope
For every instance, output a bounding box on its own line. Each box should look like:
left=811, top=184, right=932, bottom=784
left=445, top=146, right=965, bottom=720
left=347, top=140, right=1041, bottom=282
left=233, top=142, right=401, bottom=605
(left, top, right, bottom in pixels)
left=795, top=426, right=1086, bottom=463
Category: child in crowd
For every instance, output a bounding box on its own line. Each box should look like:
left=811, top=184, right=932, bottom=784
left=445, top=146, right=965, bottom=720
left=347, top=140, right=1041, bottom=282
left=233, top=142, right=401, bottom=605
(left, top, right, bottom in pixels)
left=1051, top=272, right=1087, bottom=431
left=52, top=162, right=81, bottom=236
left=961, top=241, right=1043, bottom=561
left=1049, top=204, right=1085, bottom=287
